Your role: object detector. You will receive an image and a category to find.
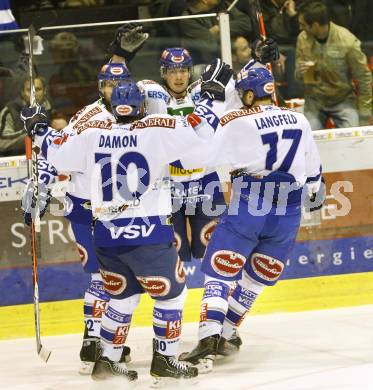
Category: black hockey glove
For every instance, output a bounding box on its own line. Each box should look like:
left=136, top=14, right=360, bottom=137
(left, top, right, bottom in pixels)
left=21, top=180, right=51, bottom=226
left=109, top=23, right=149, bottom=61
left=304, top=177, right=326, bottom=212
left=21, top=106, right=49, bottom=137
left=252, top=37, right=280, bottom=64
left=201, top=58, right=233, bottom=101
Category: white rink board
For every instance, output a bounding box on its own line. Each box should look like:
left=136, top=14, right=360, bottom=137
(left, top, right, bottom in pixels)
left=1, top=305, right=373, bottom=390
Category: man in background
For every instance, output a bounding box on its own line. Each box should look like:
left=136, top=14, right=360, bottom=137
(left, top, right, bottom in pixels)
left=295, top=1, right=372, bottom=129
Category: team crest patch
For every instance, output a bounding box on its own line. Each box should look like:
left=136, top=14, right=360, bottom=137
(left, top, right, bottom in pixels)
left=250, top=253, right=284, bottom=282
left=200, top=220, right=218, bottom=246
left=100, top=270, right=127, bottom=295
left=137, top=276, right=171, bottom=297
left=211, top=250, right=246, bottom=277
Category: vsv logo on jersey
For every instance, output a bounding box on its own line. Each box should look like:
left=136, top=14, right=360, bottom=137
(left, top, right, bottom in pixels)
left=109, top=224, right=156, bottom=239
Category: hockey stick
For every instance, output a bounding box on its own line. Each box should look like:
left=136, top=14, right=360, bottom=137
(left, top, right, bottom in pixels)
left=254, top=0, right=279, bottom=106
left=24, top=13, right=56, bottom=363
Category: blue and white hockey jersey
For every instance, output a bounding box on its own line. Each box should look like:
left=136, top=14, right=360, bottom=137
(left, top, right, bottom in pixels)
left=35, top=114, right=210, bottom=247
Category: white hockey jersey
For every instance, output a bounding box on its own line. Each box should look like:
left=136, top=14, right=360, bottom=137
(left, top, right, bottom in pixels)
left=36, top=114, right=209, bottom=246
left=183, top=104, right=322, bottom=195
left=141, top=77, right=241, bottom=184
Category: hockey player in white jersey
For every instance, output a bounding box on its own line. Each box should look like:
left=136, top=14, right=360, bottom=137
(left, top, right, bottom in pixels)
left=21, top=80, right=218, bottom=384
left=109, top=25, right=280, bottom=267
left=21, top=60, right=171, bottom=374
left=179, top=66, right=324, bottom=372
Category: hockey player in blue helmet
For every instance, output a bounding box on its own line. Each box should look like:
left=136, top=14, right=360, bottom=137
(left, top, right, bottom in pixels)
left=97, top=62, right=131, bottom=108
left=110, top=78, right=146, bottom=122
left=159, top=47, right=193, bottom=98
left=235, top=65, right=275, bottom=106
left=179, top=64, right=323, bottom=372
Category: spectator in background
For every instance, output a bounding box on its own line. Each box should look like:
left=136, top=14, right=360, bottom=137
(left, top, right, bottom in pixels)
left=0, top=76, right=51, bottom=156
left=179, top=0, right=254, bottom=63
left=0, top=0, right=18, bottom=30
left=250, top=0, right=299, bottom=44
left=232, top=36, right=252, bottom=74
left=50, top=110, right=68, bottom=131
left=295, top=1, right=372, bottom=130
left=48, top=31, right=97, bottom=117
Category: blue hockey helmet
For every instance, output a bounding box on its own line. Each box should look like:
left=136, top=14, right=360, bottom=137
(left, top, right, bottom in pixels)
left=98, top=62, right=131, bottom=92
left=159, top=47, right=193, bottom=74
left=111, top=80, right=145, bottom=120
left=235, top=66, right=274, bottom=98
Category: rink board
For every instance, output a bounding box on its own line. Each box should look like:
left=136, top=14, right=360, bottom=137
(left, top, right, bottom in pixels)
left=1, top=271, right=373, bottom=340
left=0, top=127, right=373, bottom=339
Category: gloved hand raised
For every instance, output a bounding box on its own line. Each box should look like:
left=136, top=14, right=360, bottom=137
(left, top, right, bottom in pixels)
left=252, top=37, right=280, bottom=64
left=21, top=105, right=49, bottom=137
left=201, top=58, right=233, bottom=101
left=21, top=180, right=51, bottom=226
left=109, top=23, right=149, bottom=60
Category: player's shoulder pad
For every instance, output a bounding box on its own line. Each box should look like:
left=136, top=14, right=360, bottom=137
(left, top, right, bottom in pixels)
left=129, top=114, right=180, bottom=131
left=139, top=80, right=170, bottom=104
left=69, top=101, right=101, bottom=124
left=220, top=106, right=263, bottom=126
left=69, top=100, right=113, bottom=135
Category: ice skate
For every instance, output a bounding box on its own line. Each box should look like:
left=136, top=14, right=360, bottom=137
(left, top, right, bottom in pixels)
left=78, top=325, right=131, bottom=374
left=179, top=334, right=219, bottom=373
left=217, top=330, right=242, bottom=358
left=91, top=355, right=138, bottom=381
left=150, top=349, right=198, bottom=387
left=79, top=334, right=101, bottom=375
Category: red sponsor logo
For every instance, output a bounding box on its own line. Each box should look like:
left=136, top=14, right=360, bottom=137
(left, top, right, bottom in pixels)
left=113, top=325, right=129, bottom=345
left=53, top=134, right=68, bottom=145
left=110, top=66, right=124, bottom=75
left=250, top=253, right=284, bottom=282
left=166, top=320, right=182, bottom=339
left=211, top=250, right=245, bottom=277
left=263, top=82, right=275, bottom=94
left=116, top=105, right=133, bottom=116
left=137, top=276, right=171, bottom=297
left=200, top=220, right=218, bottom=246
left=76, top=243, right=88, bottom=267
left=72, top=106, right=102, bottom=131
left=171, top=55, right=184, bottom=63
left=92, top=300, right=107, bottom=318
left=175, top=257, right=185, bottom=284
left=100, top=270, right=126, bottom=295
left=200, top=303, right=208, bottom=322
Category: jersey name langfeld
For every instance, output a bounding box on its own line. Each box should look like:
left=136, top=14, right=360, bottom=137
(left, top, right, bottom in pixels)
left=254, top=113, right=298, bottom=130
left=98, top=134, right=138, bottom=148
